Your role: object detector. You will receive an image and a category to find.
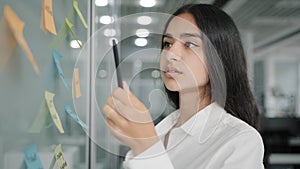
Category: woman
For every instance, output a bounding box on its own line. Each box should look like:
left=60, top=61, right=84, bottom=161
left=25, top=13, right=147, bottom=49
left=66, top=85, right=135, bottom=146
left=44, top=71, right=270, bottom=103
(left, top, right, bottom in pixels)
left=102, top=4, right=264, bottom=169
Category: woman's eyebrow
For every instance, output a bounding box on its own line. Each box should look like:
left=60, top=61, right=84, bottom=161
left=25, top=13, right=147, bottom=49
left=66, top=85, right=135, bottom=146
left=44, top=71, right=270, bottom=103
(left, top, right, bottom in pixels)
left=163, top=33, right=202, bottom=40
left=180, top=33, right=202, bottom=39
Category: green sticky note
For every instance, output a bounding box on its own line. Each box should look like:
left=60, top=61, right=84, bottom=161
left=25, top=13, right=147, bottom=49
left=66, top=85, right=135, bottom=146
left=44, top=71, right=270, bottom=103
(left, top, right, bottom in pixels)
left=50, top=10, right=75, bottom=49
left=48, top=144, right=68, bottom=169
left=73, top=0, right=88, bottom=29
left=65, top=18, right=82, bottom=48
left=28, top=100, right=51, bottom=133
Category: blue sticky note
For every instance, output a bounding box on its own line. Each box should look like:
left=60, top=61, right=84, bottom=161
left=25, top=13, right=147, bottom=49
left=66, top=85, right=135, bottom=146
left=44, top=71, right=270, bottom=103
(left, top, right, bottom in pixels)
left=23, top=144, right=44, bottom=169
left=64, top=104, right=88, bottom=129
left=52, top=50, right=69, bottom=89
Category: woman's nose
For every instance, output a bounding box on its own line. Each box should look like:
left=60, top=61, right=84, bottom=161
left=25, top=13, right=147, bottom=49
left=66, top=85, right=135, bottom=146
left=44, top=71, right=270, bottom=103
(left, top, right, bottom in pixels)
left=167, top=42, right=182, bottom=62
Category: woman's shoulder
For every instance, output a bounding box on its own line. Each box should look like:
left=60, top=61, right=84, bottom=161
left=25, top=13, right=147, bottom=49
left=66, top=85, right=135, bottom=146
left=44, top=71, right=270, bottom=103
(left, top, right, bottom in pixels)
left=206, top=109, right=265, bottom=169
left=210, top=103, right=260, bottom=135
left=219, top=110, right=263, bottom=143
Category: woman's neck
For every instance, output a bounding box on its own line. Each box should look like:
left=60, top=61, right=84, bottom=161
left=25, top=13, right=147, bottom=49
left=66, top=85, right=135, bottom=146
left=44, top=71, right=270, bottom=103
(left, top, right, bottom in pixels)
left=176, top=87, right=211, bottom=127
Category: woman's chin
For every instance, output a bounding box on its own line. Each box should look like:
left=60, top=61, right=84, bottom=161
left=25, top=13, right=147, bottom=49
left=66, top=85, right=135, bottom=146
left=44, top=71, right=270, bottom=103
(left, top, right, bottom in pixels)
left=165, top=83, right=180, bottom=92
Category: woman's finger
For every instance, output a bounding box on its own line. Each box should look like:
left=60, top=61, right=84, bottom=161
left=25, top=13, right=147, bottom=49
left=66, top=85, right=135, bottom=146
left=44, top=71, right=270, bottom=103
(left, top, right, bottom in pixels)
left=106, top=96, right=130, bottom=119
left=107, top=95, right=151, bottom=123
left=112, top=87, right=148, bottom=114
left=102, top=104, right=128, bottom=125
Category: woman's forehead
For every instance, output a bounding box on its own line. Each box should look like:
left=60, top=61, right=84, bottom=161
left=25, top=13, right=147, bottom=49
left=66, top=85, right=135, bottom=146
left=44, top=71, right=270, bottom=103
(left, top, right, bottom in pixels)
left=165, top=13, right=201, bottom=37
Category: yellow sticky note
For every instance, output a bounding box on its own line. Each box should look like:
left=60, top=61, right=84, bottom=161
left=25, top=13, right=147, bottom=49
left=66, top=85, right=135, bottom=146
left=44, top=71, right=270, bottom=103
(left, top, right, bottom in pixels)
left=0, top=18, right=17, bottom=72
left=73, top=68, right=81, bottom=98
left=45, top=91, right=64, bottom=133
left=73, top=0, right=88, bottom=29
left=49, top=144, right=68, bottom=169
left=41, top=0, right=57, bottom=35
left=3, top=5, right=40, bottom=75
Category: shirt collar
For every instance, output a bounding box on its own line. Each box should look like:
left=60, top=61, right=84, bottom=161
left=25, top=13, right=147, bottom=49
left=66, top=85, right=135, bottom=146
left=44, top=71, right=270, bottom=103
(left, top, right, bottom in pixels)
left=156, top=102, right=225, bottom=143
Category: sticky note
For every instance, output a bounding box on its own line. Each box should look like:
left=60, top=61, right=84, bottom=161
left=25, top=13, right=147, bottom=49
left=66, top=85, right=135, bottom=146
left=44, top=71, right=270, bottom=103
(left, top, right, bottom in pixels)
left=3, top=5, right=40, bottom=75
left=65, top=18, right=82, bottom=48
left=23, top=144, right=44, bottom=169
left=64, top=104, right=88, bottom=129
left=52, top=50, right=69, bottom=89
left=50, top=10, right=75, bottom=49
left=28, top=100, right=52, bottom=133
left=73, top=0, right=88, bottom=29
left=73, top=68, right=81, bottom=98
left=45, top=91, right=64, bottom=133
left=0, top=18, right=17, bottom=72
left=49, top=144, right=68, bottom=169
left=41, top=0, right=57, bottom=35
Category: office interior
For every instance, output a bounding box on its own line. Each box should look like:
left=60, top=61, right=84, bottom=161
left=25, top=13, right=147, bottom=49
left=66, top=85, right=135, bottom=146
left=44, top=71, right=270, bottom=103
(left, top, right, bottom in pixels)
left=0, top=0, right=299, bottom=168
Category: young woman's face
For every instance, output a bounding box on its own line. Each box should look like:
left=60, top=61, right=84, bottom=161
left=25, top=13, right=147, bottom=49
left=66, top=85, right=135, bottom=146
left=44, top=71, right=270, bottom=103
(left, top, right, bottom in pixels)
left=160, top=13, right=209, bottom=92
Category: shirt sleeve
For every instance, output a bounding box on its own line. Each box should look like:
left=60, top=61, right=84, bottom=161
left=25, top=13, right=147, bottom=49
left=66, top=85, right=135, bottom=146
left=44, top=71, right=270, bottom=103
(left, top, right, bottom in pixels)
left=122, top=140, right=175, bottom=169
left=218, top=130, right=265, bottom=169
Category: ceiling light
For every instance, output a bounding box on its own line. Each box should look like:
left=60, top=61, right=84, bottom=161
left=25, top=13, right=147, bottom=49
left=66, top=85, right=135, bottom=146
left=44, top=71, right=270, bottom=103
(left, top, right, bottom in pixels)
left=99, top=16, right=113, bottom=24
left=136, top=29, right=150, bottom=37
left=135, top=38, right=147, bottom=47
left=137, top=16, right=152, bottom=25
left=139, top=0, right=156, bottom=7
left=70, top=40, right=82, bottom=49
left=104, top=28, right=116, bottom=37
left=95, top=0, right=108, bottom=6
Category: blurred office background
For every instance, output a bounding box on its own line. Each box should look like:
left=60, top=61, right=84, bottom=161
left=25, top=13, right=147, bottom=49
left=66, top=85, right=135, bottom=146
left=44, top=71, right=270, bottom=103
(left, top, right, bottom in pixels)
left=0, top=0, right=300, bottom=168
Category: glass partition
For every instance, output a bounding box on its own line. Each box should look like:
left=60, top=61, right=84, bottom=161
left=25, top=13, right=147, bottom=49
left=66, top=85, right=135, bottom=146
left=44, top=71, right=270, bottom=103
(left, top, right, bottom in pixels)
left=0, top=0, right=89, bottom=168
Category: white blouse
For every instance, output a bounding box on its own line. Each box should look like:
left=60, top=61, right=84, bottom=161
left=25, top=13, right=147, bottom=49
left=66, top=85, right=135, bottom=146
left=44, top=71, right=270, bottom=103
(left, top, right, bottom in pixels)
left=123, top=103, right=265, bottom=169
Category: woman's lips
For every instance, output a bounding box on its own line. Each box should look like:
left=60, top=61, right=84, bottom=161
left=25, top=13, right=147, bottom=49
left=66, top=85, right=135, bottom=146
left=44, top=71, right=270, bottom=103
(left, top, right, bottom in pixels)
left=163, top=67, right=183, bottom=78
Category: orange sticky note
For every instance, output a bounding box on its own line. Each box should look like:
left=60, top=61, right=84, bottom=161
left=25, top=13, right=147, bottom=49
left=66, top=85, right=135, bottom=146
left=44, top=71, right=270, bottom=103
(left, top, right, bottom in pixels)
left=41, top=0, right=57, bottom=35
left=73, top=67, right=82, bottom=98
left=3, top=5, right=40, bottom=75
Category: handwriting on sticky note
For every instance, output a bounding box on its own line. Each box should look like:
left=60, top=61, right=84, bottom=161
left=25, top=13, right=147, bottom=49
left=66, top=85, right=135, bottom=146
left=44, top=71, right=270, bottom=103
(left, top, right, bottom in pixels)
left=52, top=50, right=69, bottom=89
left=73, top=0, right=88, bottom=29
left=55, top=144, right=68, bottom=169
left=64, top=104, right=88, bottom=129
left=73, top=68, right=81, bottom=98
left=45, top=91, right=64, bottom=133
left=49, top=144, right=68, bottom=169
left=41, top=0, right=57, bottom=35
left=23, top=144, right=44, bottom=169
left=3, top=5, right=40, bottom=75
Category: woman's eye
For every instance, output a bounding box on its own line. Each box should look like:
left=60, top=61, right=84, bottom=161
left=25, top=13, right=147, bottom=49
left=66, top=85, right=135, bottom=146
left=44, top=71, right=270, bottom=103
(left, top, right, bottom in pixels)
left=185, top=42, right=198, bottom=48
left=163, top=41, right=172, bottom=48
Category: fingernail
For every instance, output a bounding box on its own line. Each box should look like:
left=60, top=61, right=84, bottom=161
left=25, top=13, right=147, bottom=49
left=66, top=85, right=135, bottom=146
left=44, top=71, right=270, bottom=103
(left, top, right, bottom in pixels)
left=122, top=81, right=130, bottom=92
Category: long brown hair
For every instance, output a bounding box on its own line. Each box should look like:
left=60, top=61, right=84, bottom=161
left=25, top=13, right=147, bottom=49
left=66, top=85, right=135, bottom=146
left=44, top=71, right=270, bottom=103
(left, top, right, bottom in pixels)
left=162, top=4, right=260, bottom=129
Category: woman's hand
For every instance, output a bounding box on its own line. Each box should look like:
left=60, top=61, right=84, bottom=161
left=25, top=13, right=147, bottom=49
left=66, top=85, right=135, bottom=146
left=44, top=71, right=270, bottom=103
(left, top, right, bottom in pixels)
left=102, top=82, right=159, bottom=156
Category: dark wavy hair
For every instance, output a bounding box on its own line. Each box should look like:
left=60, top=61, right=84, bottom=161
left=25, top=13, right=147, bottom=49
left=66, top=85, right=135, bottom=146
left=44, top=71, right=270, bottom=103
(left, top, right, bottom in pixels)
left=162, top=4, right=260, bottom=129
